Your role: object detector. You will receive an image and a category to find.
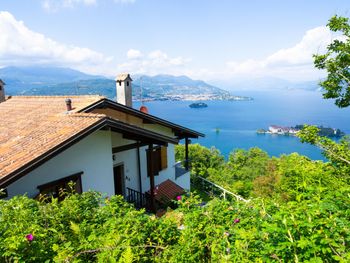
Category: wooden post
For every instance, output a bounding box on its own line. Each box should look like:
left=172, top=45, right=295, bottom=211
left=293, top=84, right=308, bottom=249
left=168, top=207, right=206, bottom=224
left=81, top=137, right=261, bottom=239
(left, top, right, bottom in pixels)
left=147, top=144, right=156, bottom=213
left=185, top=137, right=189, bottom=170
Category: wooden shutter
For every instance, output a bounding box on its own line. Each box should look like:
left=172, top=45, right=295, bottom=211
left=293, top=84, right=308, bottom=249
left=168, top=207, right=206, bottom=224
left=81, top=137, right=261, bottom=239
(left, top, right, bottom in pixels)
left=160, top=146, right=168, bottom=170
left=147, top=146, right=168, bottom=177
left=147, top=148, right=160, bottom=176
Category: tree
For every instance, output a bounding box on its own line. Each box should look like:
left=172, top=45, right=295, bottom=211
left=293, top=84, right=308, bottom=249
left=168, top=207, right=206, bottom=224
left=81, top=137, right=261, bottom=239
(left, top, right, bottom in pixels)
left=175, top=144, right=224, bottom=178
left=313, top=15, right=350, bottom=107
left=297, top=125, right=350, bottom=177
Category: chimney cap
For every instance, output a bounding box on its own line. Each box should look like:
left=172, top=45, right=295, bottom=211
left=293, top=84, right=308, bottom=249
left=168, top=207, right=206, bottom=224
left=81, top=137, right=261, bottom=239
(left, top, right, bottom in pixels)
left=65, top=98, right=72, bottom=111
left=115, top=73, right=132, bottom=81
left=140, top=105, right=149, bottom=114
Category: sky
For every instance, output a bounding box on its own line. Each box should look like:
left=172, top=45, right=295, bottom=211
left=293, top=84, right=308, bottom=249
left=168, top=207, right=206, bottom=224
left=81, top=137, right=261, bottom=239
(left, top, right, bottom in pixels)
left=0, top=0, right=349, bottom=84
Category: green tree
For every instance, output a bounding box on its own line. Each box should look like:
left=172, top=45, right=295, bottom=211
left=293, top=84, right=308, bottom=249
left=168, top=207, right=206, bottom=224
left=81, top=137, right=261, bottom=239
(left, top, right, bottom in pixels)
left=175, top=144, right=224, bottom=177
left=313, top=15, right=350, bottom=107
left=297, top=125, right=350, bottom=177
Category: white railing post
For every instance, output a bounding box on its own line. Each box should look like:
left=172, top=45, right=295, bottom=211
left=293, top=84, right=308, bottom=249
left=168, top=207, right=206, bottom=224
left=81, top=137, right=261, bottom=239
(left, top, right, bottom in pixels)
left=195, top=176, right=249, bottom=203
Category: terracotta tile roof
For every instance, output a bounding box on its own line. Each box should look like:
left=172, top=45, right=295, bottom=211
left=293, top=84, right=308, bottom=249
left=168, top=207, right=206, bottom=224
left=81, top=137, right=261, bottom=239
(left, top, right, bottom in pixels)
left=153, top=179, right=185, bottom=204
left=0, top=96, right=105, bottom=180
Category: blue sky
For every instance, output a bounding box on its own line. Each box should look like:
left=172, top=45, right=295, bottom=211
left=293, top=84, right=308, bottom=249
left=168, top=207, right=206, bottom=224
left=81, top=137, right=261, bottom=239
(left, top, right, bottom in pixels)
left=1, top=0, right=349, bottom=83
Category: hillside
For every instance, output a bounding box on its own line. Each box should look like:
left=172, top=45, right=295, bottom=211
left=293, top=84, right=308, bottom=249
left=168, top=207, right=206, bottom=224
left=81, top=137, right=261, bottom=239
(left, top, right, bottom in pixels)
left=0, top=66, right=251, bottom=101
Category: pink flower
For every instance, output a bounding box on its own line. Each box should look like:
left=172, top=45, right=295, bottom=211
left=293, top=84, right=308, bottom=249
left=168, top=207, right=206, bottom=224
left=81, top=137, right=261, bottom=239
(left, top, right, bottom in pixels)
left=176, top=195, right=182, bottom=201
left=26, top=234, right=34, bottom=242
left=234, top=218, right=240, bottom=224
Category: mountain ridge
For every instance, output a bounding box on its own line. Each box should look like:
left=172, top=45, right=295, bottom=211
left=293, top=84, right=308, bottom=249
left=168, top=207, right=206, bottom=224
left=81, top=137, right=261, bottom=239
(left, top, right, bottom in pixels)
left=0, top=66, right=251, bottom=101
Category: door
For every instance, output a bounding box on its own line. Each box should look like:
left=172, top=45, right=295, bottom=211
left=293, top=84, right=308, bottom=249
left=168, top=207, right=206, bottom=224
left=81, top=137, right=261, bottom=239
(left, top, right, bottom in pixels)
left=114, top=165, right=124, bottom=196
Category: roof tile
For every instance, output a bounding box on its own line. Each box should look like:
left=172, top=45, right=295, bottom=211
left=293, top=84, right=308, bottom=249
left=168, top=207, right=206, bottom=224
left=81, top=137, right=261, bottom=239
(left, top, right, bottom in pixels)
left=0, top=96, right=105, bottom=180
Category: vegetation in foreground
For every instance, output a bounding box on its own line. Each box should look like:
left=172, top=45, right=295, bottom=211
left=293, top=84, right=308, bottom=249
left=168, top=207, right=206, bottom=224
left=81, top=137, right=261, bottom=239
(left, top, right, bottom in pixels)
left=1, top=178, right=350, bottom=263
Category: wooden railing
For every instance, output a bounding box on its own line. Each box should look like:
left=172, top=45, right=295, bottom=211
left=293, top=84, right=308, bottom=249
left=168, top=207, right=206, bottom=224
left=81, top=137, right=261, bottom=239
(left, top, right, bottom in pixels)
left=193, top=176, right=249, bottom=203
left=126, top=187, right=151, bottom=210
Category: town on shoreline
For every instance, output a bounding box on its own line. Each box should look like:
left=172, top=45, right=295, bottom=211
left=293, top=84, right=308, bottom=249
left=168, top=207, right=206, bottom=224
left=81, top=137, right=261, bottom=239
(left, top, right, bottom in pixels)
left=257, top=125, right=345, bottom=138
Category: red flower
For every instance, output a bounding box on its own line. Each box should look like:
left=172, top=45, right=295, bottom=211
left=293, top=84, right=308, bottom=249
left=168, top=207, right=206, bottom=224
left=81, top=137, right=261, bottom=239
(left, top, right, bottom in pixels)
left=176, top=195, right=182, bottom=201
left=26, top=234, right=34, bottom=242
left=234, top=218, right=240, bottom=224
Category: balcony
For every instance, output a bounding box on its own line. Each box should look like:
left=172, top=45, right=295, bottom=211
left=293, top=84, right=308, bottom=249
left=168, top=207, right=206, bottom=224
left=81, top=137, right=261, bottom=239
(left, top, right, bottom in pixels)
left=126, top=187, right=152, bottom=211
left=175, top=161, right=189, bottom=179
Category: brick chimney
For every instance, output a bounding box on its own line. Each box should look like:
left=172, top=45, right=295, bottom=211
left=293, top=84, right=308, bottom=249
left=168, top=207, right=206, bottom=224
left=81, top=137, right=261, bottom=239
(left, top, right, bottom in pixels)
left=0, top=79, right=5, bottom=103
left=115, top=73, right=132, bottom=107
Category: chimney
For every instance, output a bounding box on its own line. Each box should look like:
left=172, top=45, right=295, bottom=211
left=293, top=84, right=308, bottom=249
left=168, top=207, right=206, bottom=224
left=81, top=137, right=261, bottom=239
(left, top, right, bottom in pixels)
left=0, top=79, right=5, bottom=103
left=140, top=105, right=149, bottom=114
left=65, top=98, right=72, bottom=111
left=115, top=73, right=132, bottom=107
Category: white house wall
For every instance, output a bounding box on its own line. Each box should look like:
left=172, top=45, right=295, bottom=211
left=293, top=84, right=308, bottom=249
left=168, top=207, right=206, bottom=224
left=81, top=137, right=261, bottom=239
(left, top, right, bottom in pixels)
left=113, top=148, right=140, bottom=195
left=7, top=130, right=114, bottom=198
left=174, top=170, right=190, bottom=191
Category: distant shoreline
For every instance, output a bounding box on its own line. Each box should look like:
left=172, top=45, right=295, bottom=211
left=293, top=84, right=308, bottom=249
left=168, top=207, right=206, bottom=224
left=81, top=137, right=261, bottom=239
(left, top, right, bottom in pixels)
left=257, top=125, right=345, bottom=138
left=134, top=95, right=253, bottom=102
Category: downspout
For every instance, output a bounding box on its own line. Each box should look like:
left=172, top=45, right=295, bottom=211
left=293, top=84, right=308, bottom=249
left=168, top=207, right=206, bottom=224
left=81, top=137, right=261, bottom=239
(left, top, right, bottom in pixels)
left=137, top=142, right=142, bottom=193
left=185, top=137, right=189, bottom=170
left=147, top=144, right=156, bottom=213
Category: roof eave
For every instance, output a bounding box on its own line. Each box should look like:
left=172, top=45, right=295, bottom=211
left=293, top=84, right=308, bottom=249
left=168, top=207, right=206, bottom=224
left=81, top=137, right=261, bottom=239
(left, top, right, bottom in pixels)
left=80, top=98, right=205, bottom=139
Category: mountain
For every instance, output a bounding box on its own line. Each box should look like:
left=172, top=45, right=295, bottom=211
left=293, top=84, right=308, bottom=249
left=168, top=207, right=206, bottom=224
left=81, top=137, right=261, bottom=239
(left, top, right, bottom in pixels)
left=214, top=77, right=321, bottom=92
left=0, top=66, right=104, bottom=95
left=132, top=74, right=231, bottom=100
left=0, top=66, right=250, bottom=101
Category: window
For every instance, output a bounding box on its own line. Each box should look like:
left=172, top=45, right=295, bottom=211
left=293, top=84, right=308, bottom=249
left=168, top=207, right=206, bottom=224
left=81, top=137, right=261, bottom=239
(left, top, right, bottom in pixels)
left=126, top=81, right=129, bottom=86
left=37, top=172, right=83, bottom=201
left=0, top=188, right=8, bottom=199
left=147, top=146, right=168, bottom=176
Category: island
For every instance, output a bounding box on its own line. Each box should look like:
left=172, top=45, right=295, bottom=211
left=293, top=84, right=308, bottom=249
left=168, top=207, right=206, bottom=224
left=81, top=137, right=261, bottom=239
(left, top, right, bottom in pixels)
left=257, top=125, right=345, bottom=138
left=189, top=102, right=208, bottom=108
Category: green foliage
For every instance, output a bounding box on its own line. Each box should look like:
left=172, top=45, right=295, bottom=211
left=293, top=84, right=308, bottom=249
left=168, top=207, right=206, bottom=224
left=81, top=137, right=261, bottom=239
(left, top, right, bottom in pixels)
left=2, top=189, right=350, bottom=262
left=313, top=15, right=350, bottom=108
left=298, top=125, right=350, bottom=177
left=175, top=143, right=225, bottom=177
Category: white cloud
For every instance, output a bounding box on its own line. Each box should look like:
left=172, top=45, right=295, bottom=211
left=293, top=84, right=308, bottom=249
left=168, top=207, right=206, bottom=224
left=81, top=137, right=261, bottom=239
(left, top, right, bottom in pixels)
left=42, top=0, right=135, bottom=11
left=114, top=0, right=136, bottom=3
left=127, top=49, right=143, bottom=59
left=0, top=11, right=112, bottom=72
left=224, top=26, right=338, bottom=81
left=42, top=0, right=97, bottom=12
left=118, top=49, right=191, bottom=75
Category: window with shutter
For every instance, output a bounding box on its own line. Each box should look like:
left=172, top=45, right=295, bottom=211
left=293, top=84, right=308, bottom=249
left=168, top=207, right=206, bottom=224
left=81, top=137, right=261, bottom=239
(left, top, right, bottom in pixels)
left=147, top=146, right=168, bottom=176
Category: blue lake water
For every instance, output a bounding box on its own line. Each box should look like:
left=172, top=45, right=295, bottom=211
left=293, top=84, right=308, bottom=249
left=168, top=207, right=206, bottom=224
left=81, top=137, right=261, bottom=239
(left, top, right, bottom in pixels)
left=135, top=89, right=350, bottom=160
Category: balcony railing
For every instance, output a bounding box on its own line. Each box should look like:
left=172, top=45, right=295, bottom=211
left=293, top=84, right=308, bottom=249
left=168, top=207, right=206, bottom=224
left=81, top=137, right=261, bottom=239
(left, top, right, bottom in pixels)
left=126, top=187, right=152, bottom=211
left=175, top=161, right=189, bottom=179
left=193, top=176, right=249, bottom=203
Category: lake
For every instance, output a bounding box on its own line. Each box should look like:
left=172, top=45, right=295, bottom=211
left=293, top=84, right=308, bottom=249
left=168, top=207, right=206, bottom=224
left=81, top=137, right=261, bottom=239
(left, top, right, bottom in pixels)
left=135, top=89, right=350, bottom=160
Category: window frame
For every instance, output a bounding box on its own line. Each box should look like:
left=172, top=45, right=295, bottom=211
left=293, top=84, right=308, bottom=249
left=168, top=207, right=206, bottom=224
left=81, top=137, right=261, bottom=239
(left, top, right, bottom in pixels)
left=37, top=172, right=83, bottom=200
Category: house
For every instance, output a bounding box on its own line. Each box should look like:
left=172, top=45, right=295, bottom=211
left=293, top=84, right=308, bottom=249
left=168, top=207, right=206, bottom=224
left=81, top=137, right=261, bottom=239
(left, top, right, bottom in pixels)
left=269, top=125, right=298, bottom=135
left=0, top=74, right=204, bottom=211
